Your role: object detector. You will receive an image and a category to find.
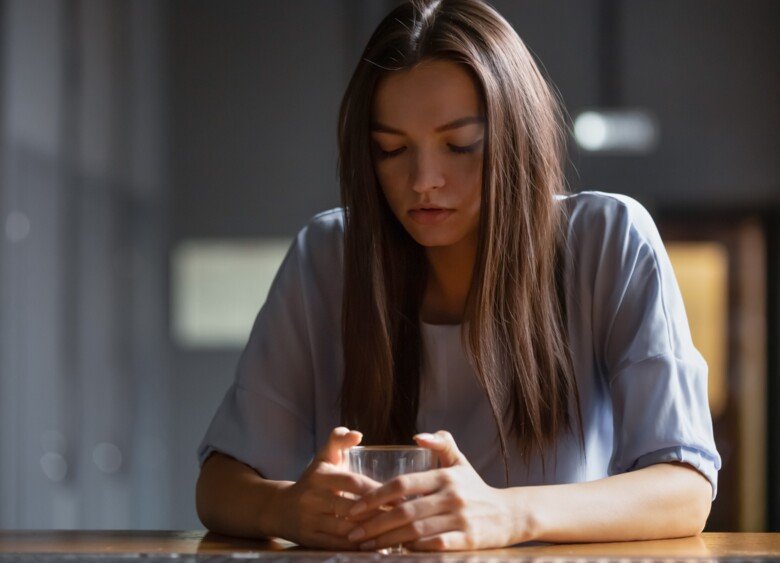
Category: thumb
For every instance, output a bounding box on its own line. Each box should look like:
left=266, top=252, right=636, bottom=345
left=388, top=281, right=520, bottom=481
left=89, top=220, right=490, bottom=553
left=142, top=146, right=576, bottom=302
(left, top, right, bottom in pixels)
left=316, top=426, right=363, bottom=466
left=414, top=430, right=466, bottom=468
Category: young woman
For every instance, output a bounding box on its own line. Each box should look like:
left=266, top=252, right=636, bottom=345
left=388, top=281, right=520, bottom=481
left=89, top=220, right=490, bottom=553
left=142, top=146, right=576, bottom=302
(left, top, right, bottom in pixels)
left=195, top=0, right=720, bottom=552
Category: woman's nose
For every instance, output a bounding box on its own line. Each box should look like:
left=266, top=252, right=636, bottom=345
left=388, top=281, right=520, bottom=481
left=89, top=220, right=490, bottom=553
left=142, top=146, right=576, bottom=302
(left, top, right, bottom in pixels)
left=410, top=149, right=445, bottom=193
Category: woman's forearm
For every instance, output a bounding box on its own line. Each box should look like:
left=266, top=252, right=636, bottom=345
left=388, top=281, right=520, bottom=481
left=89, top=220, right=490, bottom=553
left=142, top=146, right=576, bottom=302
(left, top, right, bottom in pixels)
left=196, top=452, right=293, bottom=539
left=508, top=462, right=713, bottom=544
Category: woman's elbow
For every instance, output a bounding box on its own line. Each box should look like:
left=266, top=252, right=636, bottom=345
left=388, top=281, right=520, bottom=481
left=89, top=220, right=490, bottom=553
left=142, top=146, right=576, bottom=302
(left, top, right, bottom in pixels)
left=195, top=454, right=219, bottom=530
left=679, top=467, right=713, bottom=535
left=662, top=462, right=713, bottom=536
left=692, top=482, right=713, bottom=534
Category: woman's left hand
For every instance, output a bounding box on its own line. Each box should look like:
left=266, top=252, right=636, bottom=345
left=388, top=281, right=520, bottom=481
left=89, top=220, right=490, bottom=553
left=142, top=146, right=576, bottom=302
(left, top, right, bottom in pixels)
left=345, top=430, right=531, bottom=551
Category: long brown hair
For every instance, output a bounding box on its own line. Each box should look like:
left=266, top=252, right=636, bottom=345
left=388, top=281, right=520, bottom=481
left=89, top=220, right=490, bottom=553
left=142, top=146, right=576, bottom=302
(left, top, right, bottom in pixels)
left=338, top=0, right=583, bottom=478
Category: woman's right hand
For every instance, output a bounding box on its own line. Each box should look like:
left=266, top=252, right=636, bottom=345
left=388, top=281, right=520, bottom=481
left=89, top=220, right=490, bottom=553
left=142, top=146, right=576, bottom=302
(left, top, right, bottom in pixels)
left=273, top=426, right=381, bottom=549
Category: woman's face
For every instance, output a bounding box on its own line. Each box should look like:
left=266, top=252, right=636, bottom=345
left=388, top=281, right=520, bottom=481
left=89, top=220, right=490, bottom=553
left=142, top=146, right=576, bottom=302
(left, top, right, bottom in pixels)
left=371, top=60, right=484, bottom=249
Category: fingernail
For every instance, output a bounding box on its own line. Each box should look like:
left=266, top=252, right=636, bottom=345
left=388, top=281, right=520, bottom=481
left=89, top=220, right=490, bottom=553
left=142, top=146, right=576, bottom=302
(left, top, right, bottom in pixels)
left=349, top=501, right=366, bottom=516
left=415, top=433, right=439, bottom=442
left=360, top=540, right=375, bottom=550
left=348, top=527, right=365, bottom=541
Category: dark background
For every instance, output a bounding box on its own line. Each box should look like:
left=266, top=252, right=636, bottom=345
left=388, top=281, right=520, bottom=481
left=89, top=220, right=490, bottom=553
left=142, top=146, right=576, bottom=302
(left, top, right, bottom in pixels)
left=1, top=0, right=778, bottom=531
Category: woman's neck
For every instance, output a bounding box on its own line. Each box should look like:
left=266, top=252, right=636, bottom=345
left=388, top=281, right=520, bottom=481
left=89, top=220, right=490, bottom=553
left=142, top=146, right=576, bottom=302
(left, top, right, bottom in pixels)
left=421, top=233, right=477, bottom=325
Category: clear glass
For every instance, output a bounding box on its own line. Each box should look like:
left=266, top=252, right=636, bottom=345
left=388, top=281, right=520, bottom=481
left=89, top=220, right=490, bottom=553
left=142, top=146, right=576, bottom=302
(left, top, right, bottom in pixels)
left=347, top=446, right=434, bottom=555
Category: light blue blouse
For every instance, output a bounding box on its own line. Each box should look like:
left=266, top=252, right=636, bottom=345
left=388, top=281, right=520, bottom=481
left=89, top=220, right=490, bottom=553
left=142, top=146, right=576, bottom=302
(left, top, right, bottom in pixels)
left=197, top=191, right=721, bottom=499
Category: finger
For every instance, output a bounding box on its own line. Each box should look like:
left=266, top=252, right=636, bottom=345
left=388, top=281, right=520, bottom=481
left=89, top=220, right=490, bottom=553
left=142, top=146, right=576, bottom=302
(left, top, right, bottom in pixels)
left=414, top=431, right=466, bottom=467
left=313, top=491, right=357, bottom=518
left=408, top=530, right=467, bottom=552
left=314, top=508, right=404, bottom=540
left=314, top=467, right=382, bottom=497
left=348, top=471, right=444, bottom=517
left=315, top=426, right=363, bottom=466
left=314, top=490, right=383, bottom=521
left=346, top=492, right=450, bottom=543
left=357, top=514, right=462, bottom=551
left=314, top=514, right=355, bottom=537
left=347, top=507, right=387, bottom=523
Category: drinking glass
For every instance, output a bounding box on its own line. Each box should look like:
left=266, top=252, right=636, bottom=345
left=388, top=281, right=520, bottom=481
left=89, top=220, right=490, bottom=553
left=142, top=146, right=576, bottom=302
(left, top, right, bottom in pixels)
left=347, top=445, right=435, bottom=554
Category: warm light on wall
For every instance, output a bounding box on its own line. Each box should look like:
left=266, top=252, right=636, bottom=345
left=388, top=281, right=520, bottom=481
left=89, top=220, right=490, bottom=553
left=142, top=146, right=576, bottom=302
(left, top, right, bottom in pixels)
left=171, top=239, right=292, bottom=348
left=666, top=242, right=729, bottom=418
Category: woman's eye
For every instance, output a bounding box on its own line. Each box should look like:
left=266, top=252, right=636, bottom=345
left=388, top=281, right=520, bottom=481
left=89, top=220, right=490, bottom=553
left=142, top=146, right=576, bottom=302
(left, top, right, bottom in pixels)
left=374, top=146, right=405, bottom=160
left=373, top=138, right=483, bottom=160
left=449, top=139, right=484, bottom=154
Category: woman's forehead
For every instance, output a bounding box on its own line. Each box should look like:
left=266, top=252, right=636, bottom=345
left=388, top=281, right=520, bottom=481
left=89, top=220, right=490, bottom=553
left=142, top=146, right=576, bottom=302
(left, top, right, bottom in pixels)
left=371, top=60, right=483, bottom=133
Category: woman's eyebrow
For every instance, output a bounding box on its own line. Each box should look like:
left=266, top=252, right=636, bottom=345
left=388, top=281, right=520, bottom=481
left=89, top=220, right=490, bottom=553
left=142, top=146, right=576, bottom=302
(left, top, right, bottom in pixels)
left=370, top=116, right=485, bottom=135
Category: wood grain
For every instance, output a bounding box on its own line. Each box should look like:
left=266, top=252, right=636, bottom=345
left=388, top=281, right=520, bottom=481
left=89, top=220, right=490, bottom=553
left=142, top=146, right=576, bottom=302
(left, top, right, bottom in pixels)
left=0, top=531, right=779, bottom=559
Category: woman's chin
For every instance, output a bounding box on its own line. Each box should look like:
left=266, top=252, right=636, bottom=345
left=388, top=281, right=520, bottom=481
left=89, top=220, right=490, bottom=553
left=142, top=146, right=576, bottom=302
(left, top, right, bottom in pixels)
left=396, top=215, right=474, bottom=249
left=406, top=229, right=460, bottom=248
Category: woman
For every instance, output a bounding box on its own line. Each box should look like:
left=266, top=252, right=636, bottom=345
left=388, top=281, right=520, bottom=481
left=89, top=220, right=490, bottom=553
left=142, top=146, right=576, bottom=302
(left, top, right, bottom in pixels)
left=195, top=0, right=720, bottom=551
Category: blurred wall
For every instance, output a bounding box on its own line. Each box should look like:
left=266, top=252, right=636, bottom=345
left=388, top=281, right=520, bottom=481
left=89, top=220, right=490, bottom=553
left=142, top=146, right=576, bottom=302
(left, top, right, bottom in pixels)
left=1, top=0, right=778, bottom=531
left=1, top=0, right=170, bottom=527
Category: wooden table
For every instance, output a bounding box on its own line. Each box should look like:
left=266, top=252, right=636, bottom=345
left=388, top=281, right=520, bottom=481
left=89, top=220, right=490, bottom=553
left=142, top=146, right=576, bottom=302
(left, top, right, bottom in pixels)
left=0, top=531, right=778, bottom=561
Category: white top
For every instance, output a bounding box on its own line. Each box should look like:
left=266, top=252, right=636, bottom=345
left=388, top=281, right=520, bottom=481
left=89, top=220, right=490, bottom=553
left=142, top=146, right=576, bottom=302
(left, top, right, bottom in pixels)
left=197, top=191, right=721, bottom=498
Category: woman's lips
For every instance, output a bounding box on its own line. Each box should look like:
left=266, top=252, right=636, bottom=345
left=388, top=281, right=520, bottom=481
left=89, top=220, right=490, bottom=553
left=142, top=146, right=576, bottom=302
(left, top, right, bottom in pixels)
left=408, top=208, right=454, bottom=225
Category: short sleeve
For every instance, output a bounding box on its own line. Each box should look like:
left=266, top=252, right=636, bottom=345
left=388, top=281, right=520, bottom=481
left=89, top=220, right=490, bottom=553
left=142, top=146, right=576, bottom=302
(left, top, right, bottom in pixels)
left=591, top=195, right=721, bottom=499
left=196, top=226, right=317, bottom=481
